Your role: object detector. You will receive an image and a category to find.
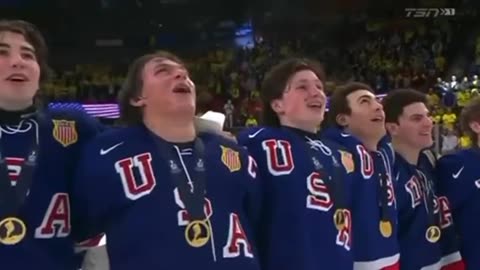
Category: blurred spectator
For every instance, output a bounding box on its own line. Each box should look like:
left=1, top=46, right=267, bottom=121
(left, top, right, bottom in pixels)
left=426, top=88, right=440, bottom=108
left=459, top=132, right=472, bottom=149
left=224, top=99, right=235, bottom=128
left=442, top=107, right=457, bottom=130
left=244, top=113, right=258, bottom=127
left=441, top=129, right=458, bottom=154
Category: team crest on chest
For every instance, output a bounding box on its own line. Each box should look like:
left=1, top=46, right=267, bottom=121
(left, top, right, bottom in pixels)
left=52, top=120, right=78, bottom=147
left=338, top=150, right=355, bottom=173
left=220, top=146, right=241, bottom=172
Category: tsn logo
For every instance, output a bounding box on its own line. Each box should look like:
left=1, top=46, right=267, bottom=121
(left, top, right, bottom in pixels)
left=261, top=139, right=353, bottom=251
left=115, top=152, right=257, bottom=259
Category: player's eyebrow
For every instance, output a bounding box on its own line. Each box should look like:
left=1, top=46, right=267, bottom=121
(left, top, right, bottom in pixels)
left=294, top=78, right=322, bottom=84
left=409, top=113, right=424, bottom=118
left=356, top=94, right=374, bottom=102
left=409, top=112, right=430, bottom=119
left=151, top=59, right=190, bottom=76
left=0, top=42, right=35, bottom=54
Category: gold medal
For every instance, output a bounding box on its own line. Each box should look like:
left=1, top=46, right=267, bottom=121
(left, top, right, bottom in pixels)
left=185, top=220, right=211, bottom=248
left=379, top=220, right=392, bottom=238
left=333, top=209, right=346, bottom=231
left=425, top=225, right=441, bottom=243
left=0, top=217, right=26, bottom=245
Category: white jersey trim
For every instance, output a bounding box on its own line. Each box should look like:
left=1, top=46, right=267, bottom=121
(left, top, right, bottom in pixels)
left=354, top=253, right=400, bottom=270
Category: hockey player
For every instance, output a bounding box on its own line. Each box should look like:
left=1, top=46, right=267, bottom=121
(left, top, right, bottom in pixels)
left=323, top=82, right=399, bottom=270
left=0, top=20, right=104, bottom=269
left=237, top=58, right=354, bottom=270
left=437, top=96, right=480, bottom=269
left=71, top=51, right=261, bottom=270
left=383, top=89, right=463, bottom=270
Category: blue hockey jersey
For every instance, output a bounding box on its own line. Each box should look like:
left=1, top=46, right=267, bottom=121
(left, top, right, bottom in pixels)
left=71, top=125, right=261, bottom=270
left=394, top=151, right=462, bottom=270
left=322, top=128, right=399, bottom=270
left=437, top=148, right=480, bottom=270
left=237, top=126, right=354, bottom=270
left=0, top=109, right=103, bottom=270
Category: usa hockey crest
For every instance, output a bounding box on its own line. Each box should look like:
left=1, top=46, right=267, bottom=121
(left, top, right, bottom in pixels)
left=220, top=146, right=241, bottom=172
left=338, top=150, right=354, bottom=173
left=52, top=120, right=78, bottom=147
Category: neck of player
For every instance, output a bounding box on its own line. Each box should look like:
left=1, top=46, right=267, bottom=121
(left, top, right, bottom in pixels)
left=143, top=112, right=196, bottom=143
left=392, top=139, right=420, bottom=165
left=0, top=100, right=34, bottom=112
left=0, top=101, right=36, bottom=125
left=280, top=119, right=318, bottom=134
left=345, top=128, right=380, bottom=151
left=361, top=139, right=378, bottom=151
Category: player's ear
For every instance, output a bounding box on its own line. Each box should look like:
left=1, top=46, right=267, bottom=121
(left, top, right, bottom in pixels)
left=130, top=95, right=146, bottom=107
left=385, top=122, right=398, bottom=136
left=336, top=114, right=348, bottom=127
left=270, top=99, right=284, bottom=114
left=468, top=121, right=480, bottom=134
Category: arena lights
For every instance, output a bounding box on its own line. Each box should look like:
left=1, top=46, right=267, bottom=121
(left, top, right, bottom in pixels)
left=49, top=93, right=387, bottom=118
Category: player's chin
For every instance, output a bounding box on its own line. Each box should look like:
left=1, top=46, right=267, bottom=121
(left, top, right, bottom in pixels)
left=172, top=102, right=195, bottom=113
left=416, top=137, right=433, bottom=148
left=307, top=108, right=324, bottom=118
left=10, top=92, right=36, bottom=103
left=306, top=114, right=323, bottom=127
left=369, top=126, right=386, bottom=137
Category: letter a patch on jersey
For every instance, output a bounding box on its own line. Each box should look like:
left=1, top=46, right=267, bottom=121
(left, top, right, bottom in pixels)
left=52, top=120, right=78, bottom=147
left=220, top=146, right=241, bottom=172
left=339, top=150, right=354, bottom=173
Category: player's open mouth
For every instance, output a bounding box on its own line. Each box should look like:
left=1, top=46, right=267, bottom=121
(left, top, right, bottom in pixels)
left=419, top=131, right=431, bottom=136
left=172, top=83, right=191, bottom=94
left=307, top=102, right=323, bottom=109
left=5, top=74, right=29, bottom=82
left=371, top=116, right=384, bottom=122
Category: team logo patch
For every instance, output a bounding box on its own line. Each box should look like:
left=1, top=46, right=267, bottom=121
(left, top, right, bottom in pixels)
left=0, top=217, right=26, bottom=245
left=52, top=120, right=78, bottom=147
left=338, top=150, right=354, bottom=173
left=220, top=146, right=241, bottom=172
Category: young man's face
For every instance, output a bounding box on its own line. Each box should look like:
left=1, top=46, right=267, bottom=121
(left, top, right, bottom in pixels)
left=0, top=31, right=40, bottom=108
left=341, top=89, right=385, bottom=141
left=273, top=69, right=326, bottom=130
left=387, top=102, right=434, bottom=150
left=133, top=57, right=196, bottom=118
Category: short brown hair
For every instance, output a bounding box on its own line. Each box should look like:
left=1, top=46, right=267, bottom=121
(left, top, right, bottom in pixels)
left=383, top=89, right=427, bottom=123
left=328, top=82, right=374, bottom=127
left=460, top=96, right=480, bottom=145
left=261, top=58, right=326, bottom=127
left=0, top=20, right=50, bottom=84
left=118, top=50, right=185, bottom=125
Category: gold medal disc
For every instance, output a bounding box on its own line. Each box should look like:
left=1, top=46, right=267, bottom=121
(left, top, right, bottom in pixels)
left=185, top=220, right=211, bottom=248
left=379, top=220, right=392, bottom=238
left=333, top=209, right=346, bottom=231
left=425, top=225, right=441, bottom=243
left=0, top=217, right=26, bottom=245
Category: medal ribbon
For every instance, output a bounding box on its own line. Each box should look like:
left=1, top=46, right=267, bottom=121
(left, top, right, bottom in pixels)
left=304, top=141, right=345, bottom=213
left=0, top=116, right=40, bottom=219
left=151, top=132, right=207, bottom=221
